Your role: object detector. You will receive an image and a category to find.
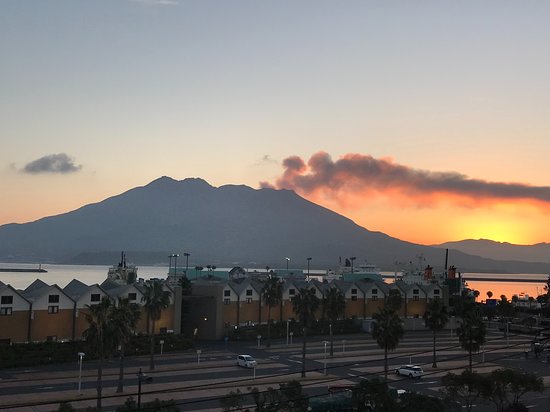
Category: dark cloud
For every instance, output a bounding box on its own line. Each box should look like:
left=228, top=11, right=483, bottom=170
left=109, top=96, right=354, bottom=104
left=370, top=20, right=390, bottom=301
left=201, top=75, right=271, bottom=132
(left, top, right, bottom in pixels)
left=23, top=153, right=82, bottom=174
left=264, top=151, right=550, bottom=204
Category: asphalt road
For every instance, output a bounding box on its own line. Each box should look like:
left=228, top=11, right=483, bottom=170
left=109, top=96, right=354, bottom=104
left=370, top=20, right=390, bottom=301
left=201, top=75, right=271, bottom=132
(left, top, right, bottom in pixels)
left=2, top=328, right=550, bottom=411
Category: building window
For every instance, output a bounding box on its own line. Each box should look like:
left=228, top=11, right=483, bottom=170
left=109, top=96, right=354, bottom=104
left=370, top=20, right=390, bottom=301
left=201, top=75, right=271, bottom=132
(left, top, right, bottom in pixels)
left=224, top=298, right=230, bottom=305
left=0, top=307, right=13, bottom=316
left=48, top=305, right=59, bottom=314
left=246, top=298, right=253, bottom=304
left=128, top=293, right=137, bottom=301
left=224, top=290, right=231, bottom=297
left=289, top=289, right=295, bottom=296
left=351, top=296, right=357, bottom=301
left=246, top=289, right=253, bottom=296
left=371, top=296, right=378, bottom=301
left=1, top=296, right=13, bottom=305
left=434, top=289, right=440, bottom=295
left=371, top=289, right=377, bottom=295
left=48, top=295, right=60, bottom=303
left=351, top=288, right=357, bottom=295
left=413, top=289, right=419, bottom=295
left=413, top=296, right=419, bottom=301
left=90, top=294, right=101, bottom=302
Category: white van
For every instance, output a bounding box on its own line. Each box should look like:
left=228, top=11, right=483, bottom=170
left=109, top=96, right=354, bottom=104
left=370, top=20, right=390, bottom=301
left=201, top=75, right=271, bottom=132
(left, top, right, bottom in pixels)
left=237, top=354, right=257, bottom=368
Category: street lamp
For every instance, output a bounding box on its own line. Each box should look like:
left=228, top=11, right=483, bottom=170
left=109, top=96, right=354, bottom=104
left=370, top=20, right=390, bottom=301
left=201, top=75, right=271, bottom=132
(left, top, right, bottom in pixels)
left=77, top=352, right=85, bottom=395
left=285, top=257, right=290, bottom=271
left=137, top=368, right=145, bottom=410
left=323, top=341, right=329, bottom=375
left=173, top=253, right=179, bottom=276
left=286, top=319, right=290, bottom=345
left=184, top=252, right=190, bottom=276
left=307, top=257, right=312, bottom=280
left=329, top=323, right=333, bottom=356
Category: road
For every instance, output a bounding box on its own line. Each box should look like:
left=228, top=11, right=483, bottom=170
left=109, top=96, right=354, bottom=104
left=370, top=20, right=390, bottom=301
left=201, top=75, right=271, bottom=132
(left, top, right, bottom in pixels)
left=1, top=327, right=550, bottom=411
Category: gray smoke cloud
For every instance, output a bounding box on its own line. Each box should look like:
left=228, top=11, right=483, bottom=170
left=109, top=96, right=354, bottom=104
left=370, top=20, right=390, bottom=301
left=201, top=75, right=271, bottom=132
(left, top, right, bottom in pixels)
left=23, top=153, right=82, bottom=174
left=261, top=152, right=550, bottom=203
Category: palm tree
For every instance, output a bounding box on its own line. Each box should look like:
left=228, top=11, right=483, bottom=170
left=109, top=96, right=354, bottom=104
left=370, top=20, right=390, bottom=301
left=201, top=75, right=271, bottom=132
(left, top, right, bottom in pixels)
left=112, top=297, right=141, bottom=393
left=456, top=308, right=486, bottom=371
left=142, top=280, right=172, bottom=370
left=423, top=298, right=449, bottom=368
left=292, top=287, right=320, bottom=378
left=261, top=275, right=283, bottom=348
left=83, top=297, right=115, bottom=410
left=372, top=307, right=404, bottom=381
left=323, top=287, right=345, bottom=356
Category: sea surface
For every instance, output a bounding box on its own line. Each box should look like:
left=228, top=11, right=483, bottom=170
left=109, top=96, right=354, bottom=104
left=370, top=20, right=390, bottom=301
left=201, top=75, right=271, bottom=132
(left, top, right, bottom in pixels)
left=0, top=262, right=547, bottom=301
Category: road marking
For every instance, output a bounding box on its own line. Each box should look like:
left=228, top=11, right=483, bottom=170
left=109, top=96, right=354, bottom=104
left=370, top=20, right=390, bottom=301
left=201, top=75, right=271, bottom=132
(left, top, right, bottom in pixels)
left=39, top=387, right=54, bottom=390
left=413, top=380, right=438, bottom=385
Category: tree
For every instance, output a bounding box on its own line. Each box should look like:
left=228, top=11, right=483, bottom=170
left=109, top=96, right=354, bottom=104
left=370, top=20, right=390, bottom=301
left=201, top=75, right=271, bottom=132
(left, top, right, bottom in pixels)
left=292, top=287, right=320, bottom=378
left=261, top=275, right=283, bottom=348
left=142, top=280, right=172, bottom=370
left=481, top=368, right=543, bottom=412
left=456, top=308, right=486, bottom=371
left=112, top=297, right=141, bottom=393
left=399, top=392, right=445, bottom=412
left=441, top=370, right=485, bottom=412
left=219, top=389, right=245, bottom=412
left=386, top=289, right=403, bottom=312
left=323, top=287, right=345, bottom=356
left=83, top=297, right=115, bottom=410
left=423, top=299, right=449, bottom=368
left=352, top=377, right=398, bottom=412
left=372, top=307, right=404, bottom=381
left=179, top=276, right=192, bottom=296
left=497, top=295, right=515, bottom=337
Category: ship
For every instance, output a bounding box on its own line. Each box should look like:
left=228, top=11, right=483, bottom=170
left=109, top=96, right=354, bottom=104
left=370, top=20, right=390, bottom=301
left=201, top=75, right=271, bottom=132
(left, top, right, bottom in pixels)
left=107, top=252, right=138, bottom=284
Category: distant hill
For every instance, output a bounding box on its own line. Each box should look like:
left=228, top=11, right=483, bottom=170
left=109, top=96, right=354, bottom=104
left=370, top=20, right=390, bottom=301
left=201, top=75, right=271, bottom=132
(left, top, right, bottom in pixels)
left=435, top=239, right=550, bottom=264
left=1, top=176, right=549, bottom=274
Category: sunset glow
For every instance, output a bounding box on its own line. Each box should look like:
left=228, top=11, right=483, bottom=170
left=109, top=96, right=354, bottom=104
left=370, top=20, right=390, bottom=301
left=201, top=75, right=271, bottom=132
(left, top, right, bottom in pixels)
left=1, top=1, right=550, bottom=248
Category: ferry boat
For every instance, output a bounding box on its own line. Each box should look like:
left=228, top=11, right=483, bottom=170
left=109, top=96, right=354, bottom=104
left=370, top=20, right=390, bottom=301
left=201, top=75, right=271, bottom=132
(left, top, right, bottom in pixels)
left=107, top=252, right=138, bottom=284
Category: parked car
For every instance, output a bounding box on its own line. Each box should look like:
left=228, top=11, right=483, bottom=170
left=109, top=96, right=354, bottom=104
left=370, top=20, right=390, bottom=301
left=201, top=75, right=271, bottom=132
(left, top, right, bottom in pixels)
left=395, top=365, right=424, bottom=378
left=237, top=354, right=257, bottom=368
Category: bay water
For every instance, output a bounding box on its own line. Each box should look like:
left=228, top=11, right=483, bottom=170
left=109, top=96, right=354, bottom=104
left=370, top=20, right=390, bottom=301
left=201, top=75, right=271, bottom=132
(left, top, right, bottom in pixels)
left=0, top=262, right=546, bottom=301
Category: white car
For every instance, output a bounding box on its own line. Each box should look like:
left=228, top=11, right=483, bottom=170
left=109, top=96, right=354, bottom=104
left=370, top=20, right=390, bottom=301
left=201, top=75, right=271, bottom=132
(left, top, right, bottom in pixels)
left=237, top=354, right=257, bottom=368
left=395, top=365, right=424, bottom=378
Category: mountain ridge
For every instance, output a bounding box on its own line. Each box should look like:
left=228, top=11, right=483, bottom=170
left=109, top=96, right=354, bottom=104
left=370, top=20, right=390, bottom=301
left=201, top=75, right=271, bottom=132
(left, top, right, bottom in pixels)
left=0, top=177, right=549, bottom=273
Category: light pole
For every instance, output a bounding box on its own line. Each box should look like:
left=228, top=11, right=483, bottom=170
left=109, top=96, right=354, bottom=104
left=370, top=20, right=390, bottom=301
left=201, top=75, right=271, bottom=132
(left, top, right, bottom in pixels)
left=137, top=368, right=145, bottom=410
left=168, top=254, right=173, bottom=273
left=285, top=257, right=290, bottom=271
left=77, top=352, right=85, bottom=395
left=329, top=323, right=333, bottom=356
left=323, top=341, right=328, bottom=375
left=184, top=252, right=190, bottom=276
left=350, top=256, right=356, bottom=274
left=307, top=257, right=312, bottom=280
left=286, top=319, right=290, bottom=345
left=173, top=253, right=179, bottom=276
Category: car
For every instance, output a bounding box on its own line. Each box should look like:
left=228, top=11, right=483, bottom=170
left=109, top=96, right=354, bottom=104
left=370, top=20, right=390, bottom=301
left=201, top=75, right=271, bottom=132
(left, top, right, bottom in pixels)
left=395, top=365, right=424, bottom=378
left=237, top=354, right=257, bottom=368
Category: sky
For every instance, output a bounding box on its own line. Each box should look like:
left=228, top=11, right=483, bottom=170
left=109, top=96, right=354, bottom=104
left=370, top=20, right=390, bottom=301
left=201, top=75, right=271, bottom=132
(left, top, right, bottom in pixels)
left=1, top=0, right=550, bottom=246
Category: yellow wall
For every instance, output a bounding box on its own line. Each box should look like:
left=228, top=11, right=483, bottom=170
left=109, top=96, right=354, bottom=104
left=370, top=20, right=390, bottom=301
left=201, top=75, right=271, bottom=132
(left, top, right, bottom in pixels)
left=31, top=309, right=74, bottom=341
left=0, top=311, right=29, bottom=342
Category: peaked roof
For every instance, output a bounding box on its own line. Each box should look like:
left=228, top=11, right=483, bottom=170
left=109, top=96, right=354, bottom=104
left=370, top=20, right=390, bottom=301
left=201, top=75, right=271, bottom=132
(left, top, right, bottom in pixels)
left=0, top=283, right=30, bottom=304
left=63, top=279, right=90, bottom=299
left=22, top=283, right=74, bottom=303
left=24, top=279, right=49, bottom=293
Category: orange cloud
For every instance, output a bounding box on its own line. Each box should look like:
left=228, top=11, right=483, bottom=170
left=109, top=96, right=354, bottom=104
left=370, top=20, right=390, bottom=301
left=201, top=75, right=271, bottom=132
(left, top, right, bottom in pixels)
left=261, top=152, right=550, bottom=211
